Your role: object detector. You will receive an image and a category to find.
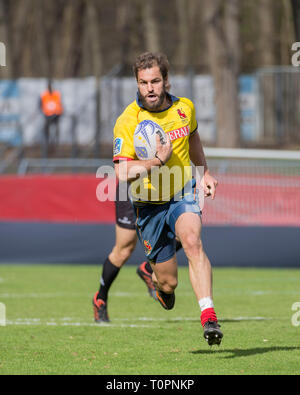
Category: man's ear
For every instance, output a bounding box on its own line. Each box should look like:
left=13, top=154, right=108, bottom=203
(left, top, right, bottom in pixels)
left=164, top=78, right=171, bottom=92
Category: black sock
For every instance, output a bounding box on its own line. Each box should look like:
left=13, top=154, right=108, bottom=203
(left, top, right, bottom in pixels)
left=176, top=240, right=182, bottom=252
left=158, top=289, right=174, bottom=297
left=97, top=258, right=120, bottom=302
left=145, top=261, right=153, bottom=274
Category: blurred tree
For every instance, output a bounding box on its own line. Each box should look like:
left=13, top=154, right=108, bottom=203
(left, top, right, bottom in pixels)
left=141, top=1, right=160, bottom=53
left=291, top=0, right=300, bottom=41
left=5, top=0, right=29, bottom=78
left=257, top=0, right=276, bottom=143
left=116, top=0, right=132, bottom=73
left=188, top=0, right=206, bottom=72
left=175, top=0, right=190, bottom=70
left=86, top=0, right=103, bottom=78
left=0, top=0, right=294, bottom=79
left=33, top=0, right=50, bottom=77
left=258, top=0, right=276, bottom=66
left=0, top=0, right=10, bottom=77
left=174, top=0, right=202, bottom=73
left=280, top=0, right=294, bottom=65
left=204, top=0, right=241, bottom=148
left=57, top=0, right=86, bottom=78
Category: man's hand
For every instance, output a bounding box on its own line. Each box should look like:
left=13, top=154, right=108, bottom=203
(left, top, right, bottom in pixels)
left=201, top=170, right=218, bottom=199
left=155, top=133, right=172, bottom=165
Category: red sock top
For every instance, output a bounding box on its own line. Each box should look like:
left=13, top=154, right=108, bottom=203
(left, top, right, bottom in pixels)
left=201, top=307, right=218, bottom=327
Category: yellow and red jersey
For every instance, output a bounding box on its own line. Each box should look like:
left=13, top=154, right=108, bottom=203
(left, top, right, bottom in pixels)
left=113, top=94, right=198, bottom=202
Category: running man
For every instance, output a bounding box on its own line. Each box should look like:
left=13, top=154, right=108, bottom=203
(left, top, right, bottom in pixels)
left=92, top=81, right=182, bottom=324
left=92, top=180, right=182, bottom=323
left=92, top=181, right=156, bottom=323
left=113, top=52, right=223, bottom=346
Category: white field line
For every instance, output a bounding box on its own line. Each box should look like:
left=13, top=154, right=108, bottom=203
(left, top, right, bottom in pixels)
left=0, top=290, right=300, bottom=299
left=5, top=320, right=158, bottom=329
left=0, top=291, right=193, bottom=299
left=4, top=316, right=274, bottom=328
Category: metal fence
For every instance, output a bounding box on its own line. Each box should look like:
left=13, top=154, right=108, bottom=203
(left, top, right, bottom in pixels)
left=257, top=67, right=300, bottom=146
left=1, top=67, right=300, bottom=175
left=99, top=66, right=300, bottom=150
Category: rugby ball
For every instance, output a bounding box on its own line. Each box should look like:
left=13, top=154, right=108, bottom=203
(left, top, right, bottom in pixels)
left=134, top=120, right=167, bottom=160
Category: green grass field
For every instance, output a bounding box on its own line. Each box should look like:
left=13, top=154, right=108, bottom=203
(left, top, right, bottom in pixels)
left=0, top=264, right=300, bottom=375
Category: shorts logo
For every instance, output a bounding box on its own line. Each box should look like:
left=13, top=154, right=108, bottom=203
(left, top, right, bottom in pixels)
left=118, top=216, right=132, bottom=225
left=143, top=240, right=152, bottom=255
left=113, top=138, right=123, bottom=156
left=177, top=109, right=187, bottom=119
left=167, top=126, right=190, bottom=141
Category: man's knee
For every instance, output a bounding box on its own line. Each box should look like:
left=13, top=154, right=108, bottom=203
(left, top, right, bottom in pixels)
left=118, top=244, right=136, bottom=262
left=111, top=241, right=136, bottom=265
left=181, top=232, right=203, bottom=258
left=158, top=276, right=178, bottom=294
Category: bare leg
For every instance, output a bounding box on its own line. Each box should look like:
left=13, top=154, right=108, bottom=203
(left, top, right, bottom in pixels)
left=109, top=225, right=138, bottom=268
left=150, top=256, right=177, bottom=310
left=150, top=256, right=178, bottom=294
left=175, top=212, right=212, bottom=301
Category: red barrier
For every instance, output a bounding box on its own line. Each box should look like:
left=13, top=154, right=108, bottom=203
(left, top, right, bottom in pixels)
left=0, top=175, right=115, bottom=223
left=202, top=174, right=300, bottom=226
left=0, top=174, right=299, bottom=226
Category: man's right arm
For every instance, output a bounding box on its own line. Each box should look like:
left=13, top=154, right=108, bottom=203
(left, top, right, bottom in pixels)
left=115, top=157, right=161, bottom=182
left=115, top=134, right=173, bottom=182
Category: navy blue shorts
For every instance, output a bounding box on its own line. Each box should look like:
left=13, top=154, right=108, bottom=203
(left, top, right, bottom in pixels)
left=115, top=182, right=136, bottom=230
left=133, top=179, right=201, bottom=263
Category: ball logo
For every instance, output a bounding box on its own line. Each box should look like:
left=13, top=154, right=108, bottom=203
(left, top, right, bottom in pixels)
left=135, top=146, right=148, bottom=159
left=134, top=120, right=167, bottom=160
left=134, top=120, right=153, bottom=145
left=0, top=42, right=6, bottom=67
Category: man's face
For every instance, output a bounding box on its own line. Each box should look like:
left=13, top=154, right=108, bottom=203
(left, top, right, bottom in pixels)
left=137, top=66, right=168, bottom=111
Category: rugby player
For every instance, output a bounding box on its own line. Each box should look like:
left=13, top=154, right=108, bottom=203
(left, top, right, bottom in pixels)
left=92, top=180, right=182, bottom=322
left=92, top=180, right=155, bottom=323
left=112, top=52, right=223, bottom=346
left=93, top=81, right=182, bottom=324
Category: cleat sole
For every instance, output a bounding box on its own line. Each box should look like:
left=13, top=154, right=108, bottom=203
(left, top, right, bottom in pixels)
left=203, top=328, right=223, bottom=346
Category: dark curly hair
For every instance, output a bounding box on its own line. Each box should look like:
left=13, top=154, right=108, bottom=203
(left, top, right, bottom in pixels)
left=133, top=52, right=170, bottom=81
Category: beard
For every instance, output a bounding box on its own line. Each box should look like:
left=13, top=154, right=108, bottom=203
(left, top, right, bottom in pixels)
left=138, top=88, right=167, bottom=111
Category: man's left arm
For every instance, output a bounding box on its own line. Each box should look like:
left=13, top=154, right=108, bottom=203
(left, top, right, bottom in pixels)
left=189, top=131, right=218, bottom=199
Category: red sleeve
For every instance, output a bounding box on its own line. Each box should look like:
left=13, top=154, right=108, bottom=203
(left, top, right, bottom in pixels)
left=113, top=156, right=134, bottom=163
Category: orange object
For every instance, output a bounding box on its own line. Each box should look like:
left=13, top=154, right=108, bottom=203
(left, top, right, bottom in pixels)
left=41, top=90, right=63, bottom=116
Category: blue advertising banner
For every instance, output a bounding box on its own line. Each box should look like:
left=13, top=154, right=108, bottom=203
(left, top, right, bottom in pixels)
left=0, top=80, right=21, bottom=146
left=239, top=75, right=260, bottom=142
